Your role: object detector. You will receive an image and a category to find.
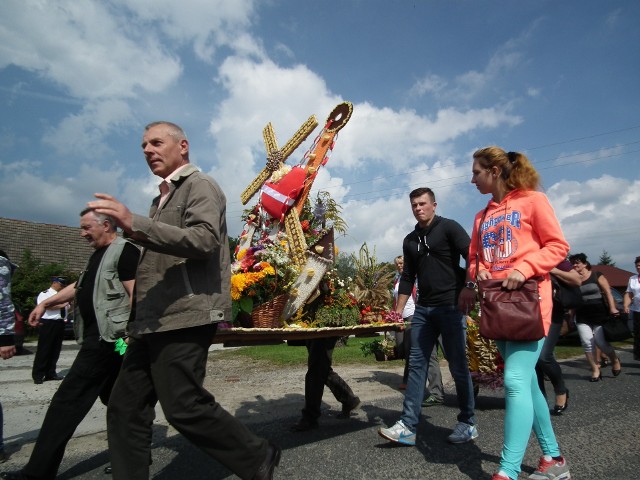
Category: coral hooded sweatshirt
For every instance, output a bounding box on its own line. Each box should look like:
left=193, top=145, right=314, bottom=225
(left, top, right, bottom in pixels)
left=468, top=189, right=569, bottom=334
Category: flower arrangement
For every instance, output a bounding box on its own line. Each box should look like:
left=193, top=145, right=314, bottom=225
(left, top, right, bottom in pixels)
left=231, top=231, right=300, bottom=323
left=349, top=243, right=397, bottom=324
left=285, top=266, right=361, bottom=328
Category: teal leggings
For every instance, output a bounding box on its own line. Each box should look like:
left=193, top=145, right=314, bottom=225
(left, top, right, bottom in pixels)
left=496, top=339, right=561, bottom=479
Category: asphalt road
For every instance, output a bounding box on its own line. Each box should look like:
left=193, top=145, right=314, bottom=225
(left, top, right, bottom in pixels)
left=1, top=340, right=639, bottom=479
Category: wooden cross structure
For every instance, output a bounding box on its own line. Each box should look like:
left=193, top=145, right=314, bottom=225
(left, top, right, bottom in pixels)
left=238, top=102, right=353, bottom=265
left=240, top=115, right=319, bottom=205
left=237, top=102, right=354, bottom=320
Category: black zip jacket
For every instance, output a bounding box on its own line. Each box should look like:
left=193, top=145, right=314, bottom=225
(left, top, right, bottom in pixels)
left=399, top=215, right=470, bottom=307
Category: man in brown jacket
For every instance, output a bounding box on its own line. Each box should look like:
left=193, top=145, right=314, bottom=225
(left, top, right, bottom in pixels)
left=88, top=121, right=280, bottom=480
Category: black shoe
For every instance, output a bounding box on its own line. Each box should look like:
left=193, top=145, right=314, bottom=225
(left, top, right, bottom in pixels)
left=33, top=379, right=43, bottom=385
left=550, top=389, right=569, bottom=416
left=252, top=443, right=281, bottom=480
left=44, top=374, right=64, bottom=381
left=0, top=449, right=7, bottom=463
left=338, top=396, right=361, bottom=418
left=590, top=374, right=603, bottom=382
left=290, top=417, right=319, bottom=432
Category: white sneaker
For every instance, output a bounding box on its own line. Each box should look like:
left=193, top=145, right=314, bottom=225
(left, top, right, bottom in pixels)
left=378, top=420, right=416, bottom=445
left=447, top=421, right=478, bottom=444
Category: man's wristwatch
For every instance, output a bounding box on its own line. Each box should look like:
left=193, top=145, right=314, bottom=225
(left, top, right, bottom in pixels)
left=464, top=281, right=478, bottom=290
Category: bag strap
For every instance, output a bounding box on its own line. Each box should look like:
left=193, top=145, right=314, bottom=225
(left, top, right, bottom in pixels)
left=475, top=207, right=490, bottom=282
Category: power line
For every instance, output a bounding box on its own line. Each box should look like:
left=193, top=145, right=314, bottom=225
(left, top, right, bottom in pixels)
left=226, top=141, right=639, bottom=216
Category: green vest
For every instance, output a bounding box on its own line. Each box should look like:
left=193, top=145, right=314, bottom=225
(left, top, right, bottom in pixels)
left=74, top=237, right=134, bottom=344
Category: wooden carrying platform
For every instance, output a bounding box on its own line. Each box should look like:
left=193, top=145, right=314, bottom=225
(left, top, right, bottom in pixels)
left=213, top=323, right=403, bottom=344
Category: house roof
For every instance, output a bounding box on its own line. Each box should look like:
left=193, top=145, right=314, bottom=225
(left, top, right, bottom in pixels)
left=1, top=217, right=94, bottom=272
left=591, top=264, right=634, bottom=290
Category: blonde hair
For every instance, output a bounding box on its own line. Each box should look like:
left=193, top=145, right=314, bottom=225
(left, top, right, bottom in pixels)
left=473, top=146, right=540, bottom=192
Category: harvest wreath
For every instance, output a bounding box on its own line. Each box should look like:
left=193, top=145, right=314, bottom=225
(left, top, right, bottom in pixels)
left=220, top=102, right=403, bottom=337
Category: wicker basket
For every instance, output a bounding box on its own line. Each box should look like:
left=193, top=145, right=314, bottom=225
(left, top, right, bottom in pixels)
left=250, top=294, right=287, bottom=328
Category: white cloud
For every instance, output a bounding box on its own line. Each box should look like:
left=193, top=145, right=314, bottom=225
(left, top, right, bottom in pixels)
left=42, top=99, right=134, bottom=157
left=410, top=74, right=447, bottom=97
left=0, top=1, right=183, bottom=100
left=548, top=175, right=640, bottom=268
left=118, top=0, right=260, bottom=61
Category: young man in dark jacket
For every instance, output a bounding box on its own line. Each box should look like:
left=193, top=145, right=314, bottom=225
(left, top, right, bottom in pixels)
left=379, top=187, right=478, bottom=446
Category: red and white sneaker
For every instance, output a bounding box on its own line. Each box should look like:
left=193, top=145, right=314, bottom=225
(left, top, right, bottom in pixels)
left=491, top=474, right=511, bottom=480
left=528, top=456, right=571, bottom=479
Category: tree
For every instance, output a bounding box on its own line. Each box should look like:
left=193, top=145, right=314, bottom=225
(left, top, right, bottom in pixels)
left=11, top=249, right=77, bottom=315
left=598, top=250, right=616, bottom=266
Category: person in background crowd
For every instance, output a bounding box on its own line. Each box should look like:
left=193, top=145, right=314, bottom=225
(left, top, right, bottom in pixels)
left=0, top=249, right=18, bottom=463
left=379, top=187, right=477, bottom=447
left=535, top=261, right=581, bottom=416
left=31, top=276, right=69, bottom=384
left=469, top=146, right=571, bottom=480
left=88, top=121, right=279, bottom=480
left=290, top=335, right=360, bottom=432
left=1, top=209, right=140, bottom=480
left=569, top=252, right=622, bottom=381
left=623, top=256, right=640, bottom=361
left=393, top=255, right=445, bottom=405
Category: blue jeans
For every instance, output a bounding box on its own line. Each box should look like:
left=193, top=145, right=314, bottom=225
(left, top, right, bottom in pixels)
left=400, top=305, right=476, bottom=431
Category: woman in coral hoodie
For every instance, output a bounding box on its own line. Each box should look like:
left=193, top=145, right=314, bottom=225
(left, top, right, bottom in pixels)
left=468, top=146, right=571, bottom=480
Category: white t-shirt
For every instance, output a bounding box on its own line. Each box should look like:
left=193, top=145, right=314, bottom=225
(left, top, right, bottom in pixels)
left=393, top=277, right=416, bottom=319
left=37, top=288, right=64, bottom=320
left=626, top=274, right=640, bottom=312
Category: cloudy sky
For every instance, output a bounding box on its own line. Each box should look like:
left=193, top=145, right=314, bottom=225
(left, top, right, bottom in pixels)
left=1, top=0, right=638, bottom=270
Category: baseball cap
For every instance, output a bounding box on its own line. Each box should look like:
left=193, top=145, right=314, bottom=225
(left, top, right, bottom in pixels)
left=52, top=276, right=68, bottom=285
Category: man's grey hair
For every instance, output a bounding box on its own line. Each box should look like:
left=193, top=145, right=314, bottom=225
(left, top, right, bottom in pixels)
left=80, top=207, right=117, bottom=232
left=144, top=121, right=187, bottom=142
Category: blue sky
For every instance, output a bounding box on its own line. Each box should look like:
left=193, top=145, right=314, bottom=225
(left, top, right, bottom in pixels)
left=1, top=0, right=639, bottom=270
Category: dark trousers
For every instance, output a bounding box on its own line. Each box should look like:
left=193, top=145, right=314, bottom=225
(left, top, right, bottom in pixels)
left=23, top=339, right=122, bottom=479
left=301, top=337, right=357, bottom=421
left=535, top=320, right=567, bottom=398
left=107, top=324, right=267, bottom=480
left=632, top=311, right=640, bottom=360
left=32, top=320, right=65, bottom=382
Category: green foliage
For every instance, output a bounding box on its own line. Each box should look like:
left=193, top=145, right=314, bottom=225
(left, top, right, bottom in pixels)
left=598, top=249, right=616, bottom=266
left=11, top=249, right=77, bottom=314
left=314, top=191, right=348, bottom=236
left=335, top=252, right=355, bottom=282
left=350, top=243, right=395, bottom=310
left=218, top=335, right=399, bottom=366
left=359, top=335, right=396, bottom=357
left=313, top=304, right=360, bottom=328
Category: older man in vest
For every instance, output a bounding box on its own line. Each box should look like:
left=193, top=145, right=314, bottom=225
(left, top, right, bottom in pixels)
left=1, top=208, right=139, bottom=480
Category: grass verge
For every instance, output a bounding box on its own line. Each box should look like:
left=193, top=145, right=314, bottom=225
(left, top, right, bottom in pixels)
left=216, top=335, right=634, bottom=367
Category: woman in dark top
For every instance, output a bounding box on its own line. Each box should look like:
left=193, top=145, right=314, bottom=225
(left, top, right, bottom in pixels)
left=569, top=253, right=622, bottom=381
left=535, top=261, right=581, bottom=414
